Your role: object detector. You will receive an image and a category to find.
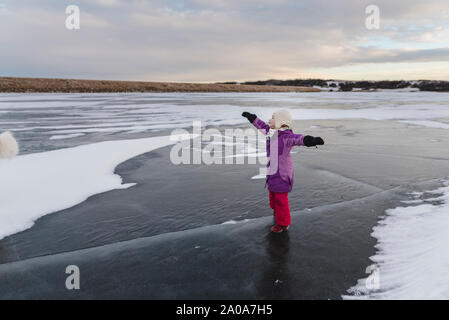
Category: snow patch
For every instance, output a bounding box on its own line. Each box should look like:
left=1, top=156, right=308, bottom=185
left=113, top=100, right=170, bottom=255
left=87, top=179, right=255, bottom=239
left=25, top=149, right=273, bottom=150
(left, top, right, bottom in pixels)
left=344, top=179, right=449, bottom=300
left=49, top=133, right=86, bottom=140
left=0, top=133, right=194, bottom=240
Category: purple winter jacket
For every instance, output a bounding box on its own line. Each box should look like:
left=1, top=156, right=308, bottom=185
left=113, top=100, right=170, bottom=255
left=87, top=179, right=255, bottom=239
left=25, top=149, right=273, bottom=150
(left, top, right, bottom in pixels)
left=252, top=117, right=305, bottom=193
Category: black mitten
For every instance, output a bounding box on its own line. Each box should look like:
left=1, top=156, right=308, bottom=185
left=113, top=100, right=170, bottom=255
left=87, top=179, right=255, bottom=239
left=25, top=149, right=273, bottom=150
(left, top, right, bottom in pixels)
left=303, top=135, right=324, bottom=147
left=242, top=112, right=257, bottom=123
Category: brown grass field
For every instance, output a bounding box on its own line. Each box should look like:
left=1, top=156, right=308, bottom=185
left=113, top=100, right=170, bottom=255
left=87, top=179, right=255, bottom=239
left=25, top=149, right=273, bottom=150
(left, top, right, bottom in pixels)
left=0, top=77, right=320, bottom=93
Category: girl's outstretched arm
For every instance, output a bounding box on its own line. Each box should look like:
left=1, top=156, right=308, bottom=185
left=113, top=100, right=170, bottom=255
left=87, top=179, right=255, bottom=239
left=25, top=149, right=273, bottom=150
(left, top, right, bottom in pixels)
left=242, top=112, right=270, bottom=135
left=286, top=134, right=324, bottom=147
left=286, top=133, right=305, bottom=147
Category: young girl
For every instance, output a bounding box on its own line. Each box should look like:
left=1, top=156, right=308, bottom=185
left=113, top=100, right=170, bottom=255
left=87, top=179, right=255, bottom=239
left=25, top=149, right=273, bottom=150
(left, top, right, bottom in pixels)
left=242, top=110, right=324, bottom=233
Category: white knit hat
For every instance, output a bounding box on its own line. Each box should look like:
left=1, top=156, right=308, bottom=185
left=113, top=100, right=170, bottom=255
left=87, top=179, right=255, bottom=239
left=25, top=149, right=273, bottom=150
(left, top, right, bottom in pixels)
left=272, top=109, right=292, bottom=129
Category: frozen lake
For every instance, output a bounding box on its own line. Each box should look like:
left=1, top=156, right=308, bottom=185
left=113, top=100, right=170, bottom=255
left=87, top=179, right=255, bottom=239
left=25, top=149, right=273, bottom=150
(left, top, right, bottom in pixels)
left=0, top=91, right=449, bottom=299
left=2, top=91, right=449, bottom=153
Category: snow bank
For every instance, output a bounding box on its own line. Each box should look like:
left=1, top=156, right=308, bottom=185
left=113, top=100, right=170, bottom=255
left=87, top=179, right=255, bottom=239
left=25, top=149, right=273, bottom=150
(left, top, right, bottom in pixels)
left=344, top=178, right=449, bottom=299
left=0, top=134, right=194, bottom=240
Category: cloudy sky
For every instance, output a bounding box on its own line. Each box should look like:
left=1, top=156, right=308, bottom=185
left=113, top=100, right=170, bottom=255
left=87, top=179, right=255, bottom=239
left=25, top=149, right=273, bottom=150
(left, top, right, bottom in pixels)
left=1, top=0, right=449, bottom=82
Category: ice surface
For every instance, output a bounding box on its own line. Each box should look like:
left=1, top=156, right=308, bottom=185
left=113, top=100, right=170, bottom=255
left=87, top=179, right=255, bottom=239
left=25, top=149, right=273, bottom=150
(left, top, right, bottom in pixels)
left=2, top=92, right=449, bottom=299
left=0, top=182, right=422, bottom=299
left=2, top=92, right=449, bottom=144
left=398, top=120, right=449, bottom=129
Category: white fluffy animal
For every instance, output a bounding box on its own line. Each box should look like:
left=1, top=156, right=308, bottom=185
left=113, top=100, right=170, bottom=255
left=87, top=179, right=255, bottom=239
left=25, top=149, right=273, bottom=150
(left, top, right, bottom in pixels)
left=0, top=131, right=19, bottom=159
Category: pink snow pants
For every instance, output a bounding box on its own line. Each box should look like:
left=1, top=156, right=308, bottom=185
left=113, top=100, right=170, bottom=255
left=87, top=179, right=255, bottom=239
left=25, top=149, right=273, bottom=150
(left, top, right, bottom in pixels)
left=269, top=191, right=291, bottom=227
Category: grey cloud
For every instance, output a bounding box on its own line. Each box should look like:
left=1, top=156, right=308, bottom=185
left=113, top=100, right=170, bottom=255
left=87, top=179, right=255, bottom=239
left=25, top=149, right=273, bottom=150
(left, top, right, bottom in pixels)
left=2, top=0, right=449, bottom=81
